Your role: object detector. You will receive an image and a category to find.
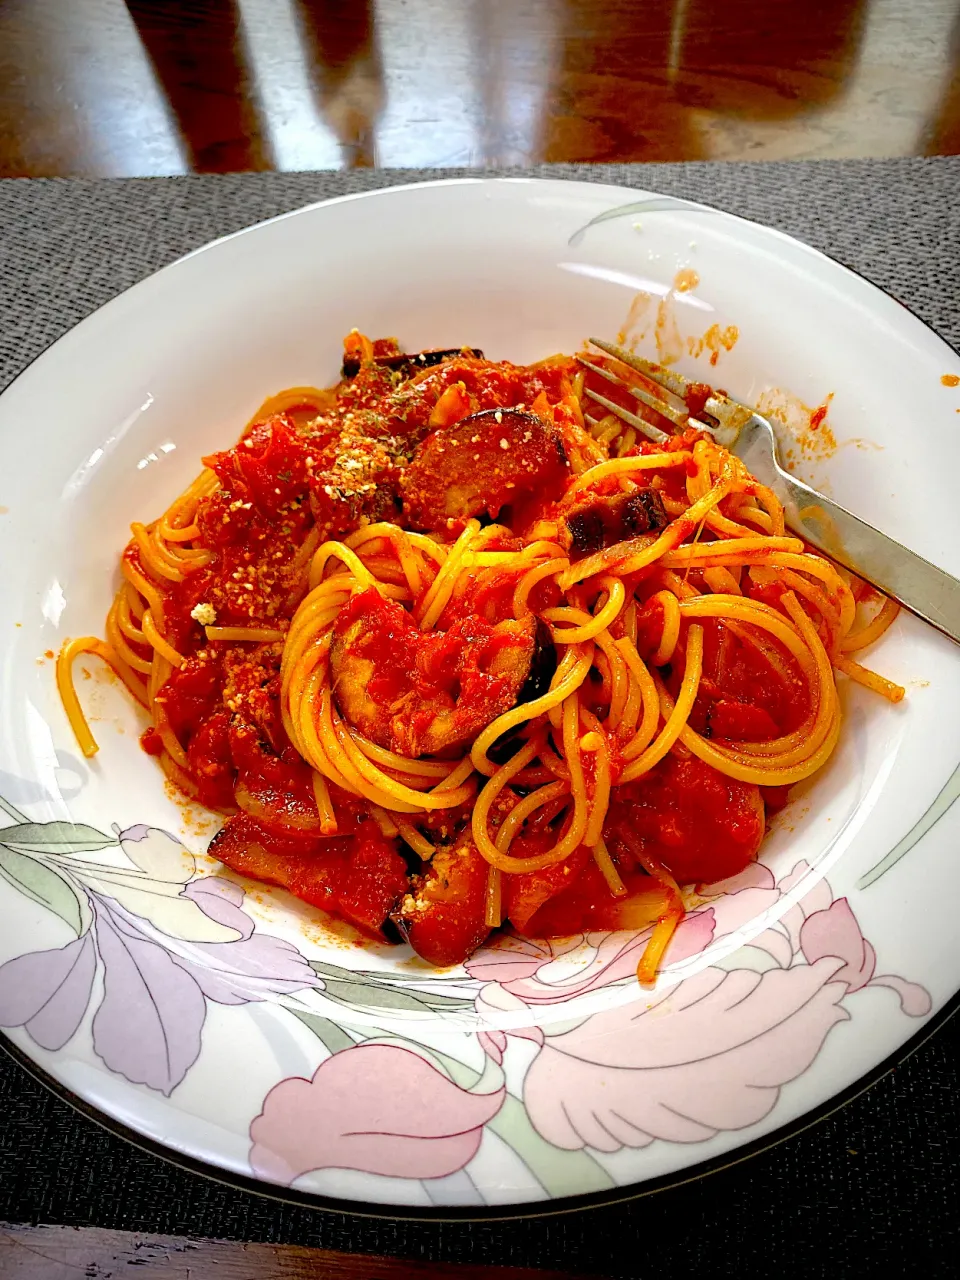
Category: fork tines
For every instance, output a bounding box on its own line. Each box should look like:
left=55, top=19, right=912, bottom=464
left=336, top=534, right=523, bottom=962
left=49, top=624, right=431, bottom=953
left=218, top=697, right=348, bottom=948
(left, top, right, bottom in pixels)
left=577, top=338, right=722, bottom=441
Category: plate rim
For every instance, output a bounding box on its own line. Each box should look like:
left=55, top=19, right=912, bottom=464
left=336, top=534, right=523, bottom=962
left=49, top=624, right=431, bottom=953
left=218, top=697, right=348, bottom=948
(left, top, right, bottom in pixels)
left=3, top=990, right=957, bottom=1221
left=2, top=173, right=959, bottom=1215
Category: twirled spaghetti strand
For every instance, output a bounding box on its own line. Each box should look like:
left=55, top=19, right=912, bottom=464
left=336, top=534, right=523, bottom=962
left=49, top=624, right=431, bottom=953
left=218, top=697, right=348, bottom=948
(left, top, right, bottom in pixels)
left=58, top=361, right=905, bottom=986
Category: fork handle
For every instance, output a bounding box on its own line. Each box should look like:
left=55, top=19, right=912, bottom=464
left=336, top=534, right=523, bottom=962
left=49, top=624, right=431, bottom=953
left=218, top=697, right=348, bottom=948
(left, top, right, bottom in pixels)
left=770, top=466, right=960, bottom=645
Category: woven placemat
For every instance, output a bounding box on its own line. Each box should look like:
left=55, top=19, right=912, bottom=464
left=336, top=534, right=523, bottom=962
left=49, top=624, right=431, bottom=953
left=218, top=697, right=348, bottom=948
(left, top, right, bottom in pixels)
left=1, top=159, right=959, bottom=1278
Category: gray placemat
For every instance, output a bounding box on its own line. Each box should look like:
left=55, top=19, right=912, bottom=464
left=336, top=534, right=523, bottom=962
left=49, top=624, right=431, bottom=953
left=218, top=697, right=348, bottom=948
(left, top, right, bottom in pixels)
left=1, top=159, right=959, bottom=1278
left=2, top=158, right=959, bottom=395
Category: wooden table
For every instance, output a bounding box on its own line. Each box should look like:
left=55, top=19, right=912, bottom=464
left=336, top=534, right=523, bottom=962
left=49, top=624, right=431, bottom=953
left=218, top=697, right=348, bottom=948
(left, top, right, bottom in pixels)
left=2, top=1, right=959, bottom=1276
left=0, top=1224, right=606, bottom=1279
left=1, top=0, right=959, bottom=176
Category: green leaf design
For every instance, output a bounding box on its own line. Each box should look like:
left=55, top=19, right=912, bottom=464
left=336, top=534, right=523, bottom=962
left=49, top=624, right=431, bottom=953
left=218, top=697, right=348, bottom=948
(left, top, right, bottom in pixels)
left=858, top=758, right=960, bottom=889
left=0, top=847, right=91, bottom=936
left=289, top=1009, right=356, bottom=1056
left=0, top=795, right=28, bottom=825
left=310, top=960, right=475, bottom=1013
left=309, top=959, right=369, bottom=981
left=321, top=977, right=474, bottom=1015
left=0, top=820, right=116, bottom=856
left=487, top=1095, right=615, bottom=1197
left=348, top=966, right=469, bottom=985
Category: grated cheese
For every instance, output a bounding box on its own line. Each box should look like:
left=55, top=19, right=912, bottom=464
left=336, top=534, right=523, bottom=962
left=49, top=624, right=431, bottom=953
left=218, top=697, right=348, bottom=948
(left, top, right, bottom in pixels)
left=190, top=602, right=217, bottom=626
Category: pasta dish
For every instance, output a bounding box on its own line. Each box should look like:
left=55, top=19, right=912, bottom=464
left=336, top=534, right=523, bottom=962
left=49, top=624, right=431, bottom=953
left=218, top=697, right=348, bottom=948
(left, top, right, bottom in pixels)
left=58, top=335, right=903, bottom=982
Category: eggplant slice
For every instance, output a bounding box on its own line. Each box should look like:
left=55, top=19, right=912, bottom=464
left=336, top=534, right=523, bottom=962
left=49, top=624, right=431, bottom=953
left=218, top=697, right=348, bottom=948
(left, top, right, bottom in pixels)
left=330, top=589, right=538, bottom=757
left=403, top=408, right=569, bottom=532
left=560, top=487, right=668, bottom=558
left=341, top=347, right=483, bottom=380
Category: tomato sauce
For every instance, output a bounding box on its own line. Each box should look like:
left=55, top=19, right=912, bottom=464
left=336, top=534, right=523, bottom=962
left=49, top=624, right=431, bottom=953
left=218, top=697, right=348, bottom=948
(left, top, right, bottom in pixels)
left=129, top=343, right=800, bottom=961
left=209, top=814, right=408, bottom=937
left=604, top=754, right=765, bottom=886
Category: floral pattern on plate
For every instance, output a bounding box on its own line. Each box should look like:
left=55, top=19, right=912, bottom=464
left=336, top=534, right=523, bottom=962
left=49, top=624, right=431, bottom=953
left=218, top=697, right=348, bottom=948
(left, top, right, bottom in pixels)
left=0, top=792, right=928, bottom=1196
left=246, top=857, right=931, bottom=1189
left=0, top=803, right=318, bottom=1095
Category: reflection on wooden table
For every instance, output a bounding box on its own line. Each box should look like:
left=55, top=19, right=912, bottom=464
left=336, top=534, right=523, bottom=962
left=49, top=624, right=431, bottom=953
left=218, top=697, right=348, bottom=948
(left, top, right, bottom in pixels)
left=1, top=0, right=959, bottom=176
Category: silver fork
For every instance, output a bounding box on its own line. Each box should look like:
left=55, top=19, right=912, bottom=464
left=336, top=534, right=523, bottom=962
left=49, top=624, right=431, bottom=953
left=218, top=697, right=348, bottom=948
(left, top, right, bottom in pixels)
left=578, top=338, right=960, bottom=645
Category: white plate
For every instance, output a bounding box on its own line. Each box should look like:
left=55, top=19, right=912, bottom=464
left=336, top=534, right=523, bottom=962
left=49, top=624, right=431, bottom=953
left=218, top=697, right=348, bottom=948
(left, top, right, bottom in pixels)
left=1, top=178, right=959, bottom=1215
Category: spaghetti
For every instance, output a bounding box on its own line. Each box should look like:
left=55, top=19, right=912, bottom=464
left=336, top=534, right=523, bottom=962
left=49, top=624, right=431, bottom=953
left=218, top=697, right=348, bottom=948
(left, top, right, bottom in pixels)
left=58, top=335, right=904, bottom=981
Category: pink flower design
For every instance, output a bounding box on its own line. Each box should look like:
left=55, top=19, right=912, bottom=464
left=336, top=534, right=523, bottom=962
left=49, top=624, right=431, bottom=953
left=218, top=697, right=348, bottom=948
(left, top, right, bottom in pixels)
left=778, top=859, right=835, bottom=952
left=475, top=983, right=544, bottom=1064
left=523, top=958, right=851, bottom=1150
left=466, top=858, right=932, bottom=1158
left=701, top=862, right=778, bottom=895
left=249, top=1044, right=505, bottom=1185
left=467, top=862, right=790, bottom=1016
left=800, top=898, right=932, bottom=1016
left=701, top=862, right=798, bottom=968
left=800, top=898, right=876, bottom=990
left=706, top=871, right=783, bottom=945
left=466, top=911, right=715, bottom=1006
